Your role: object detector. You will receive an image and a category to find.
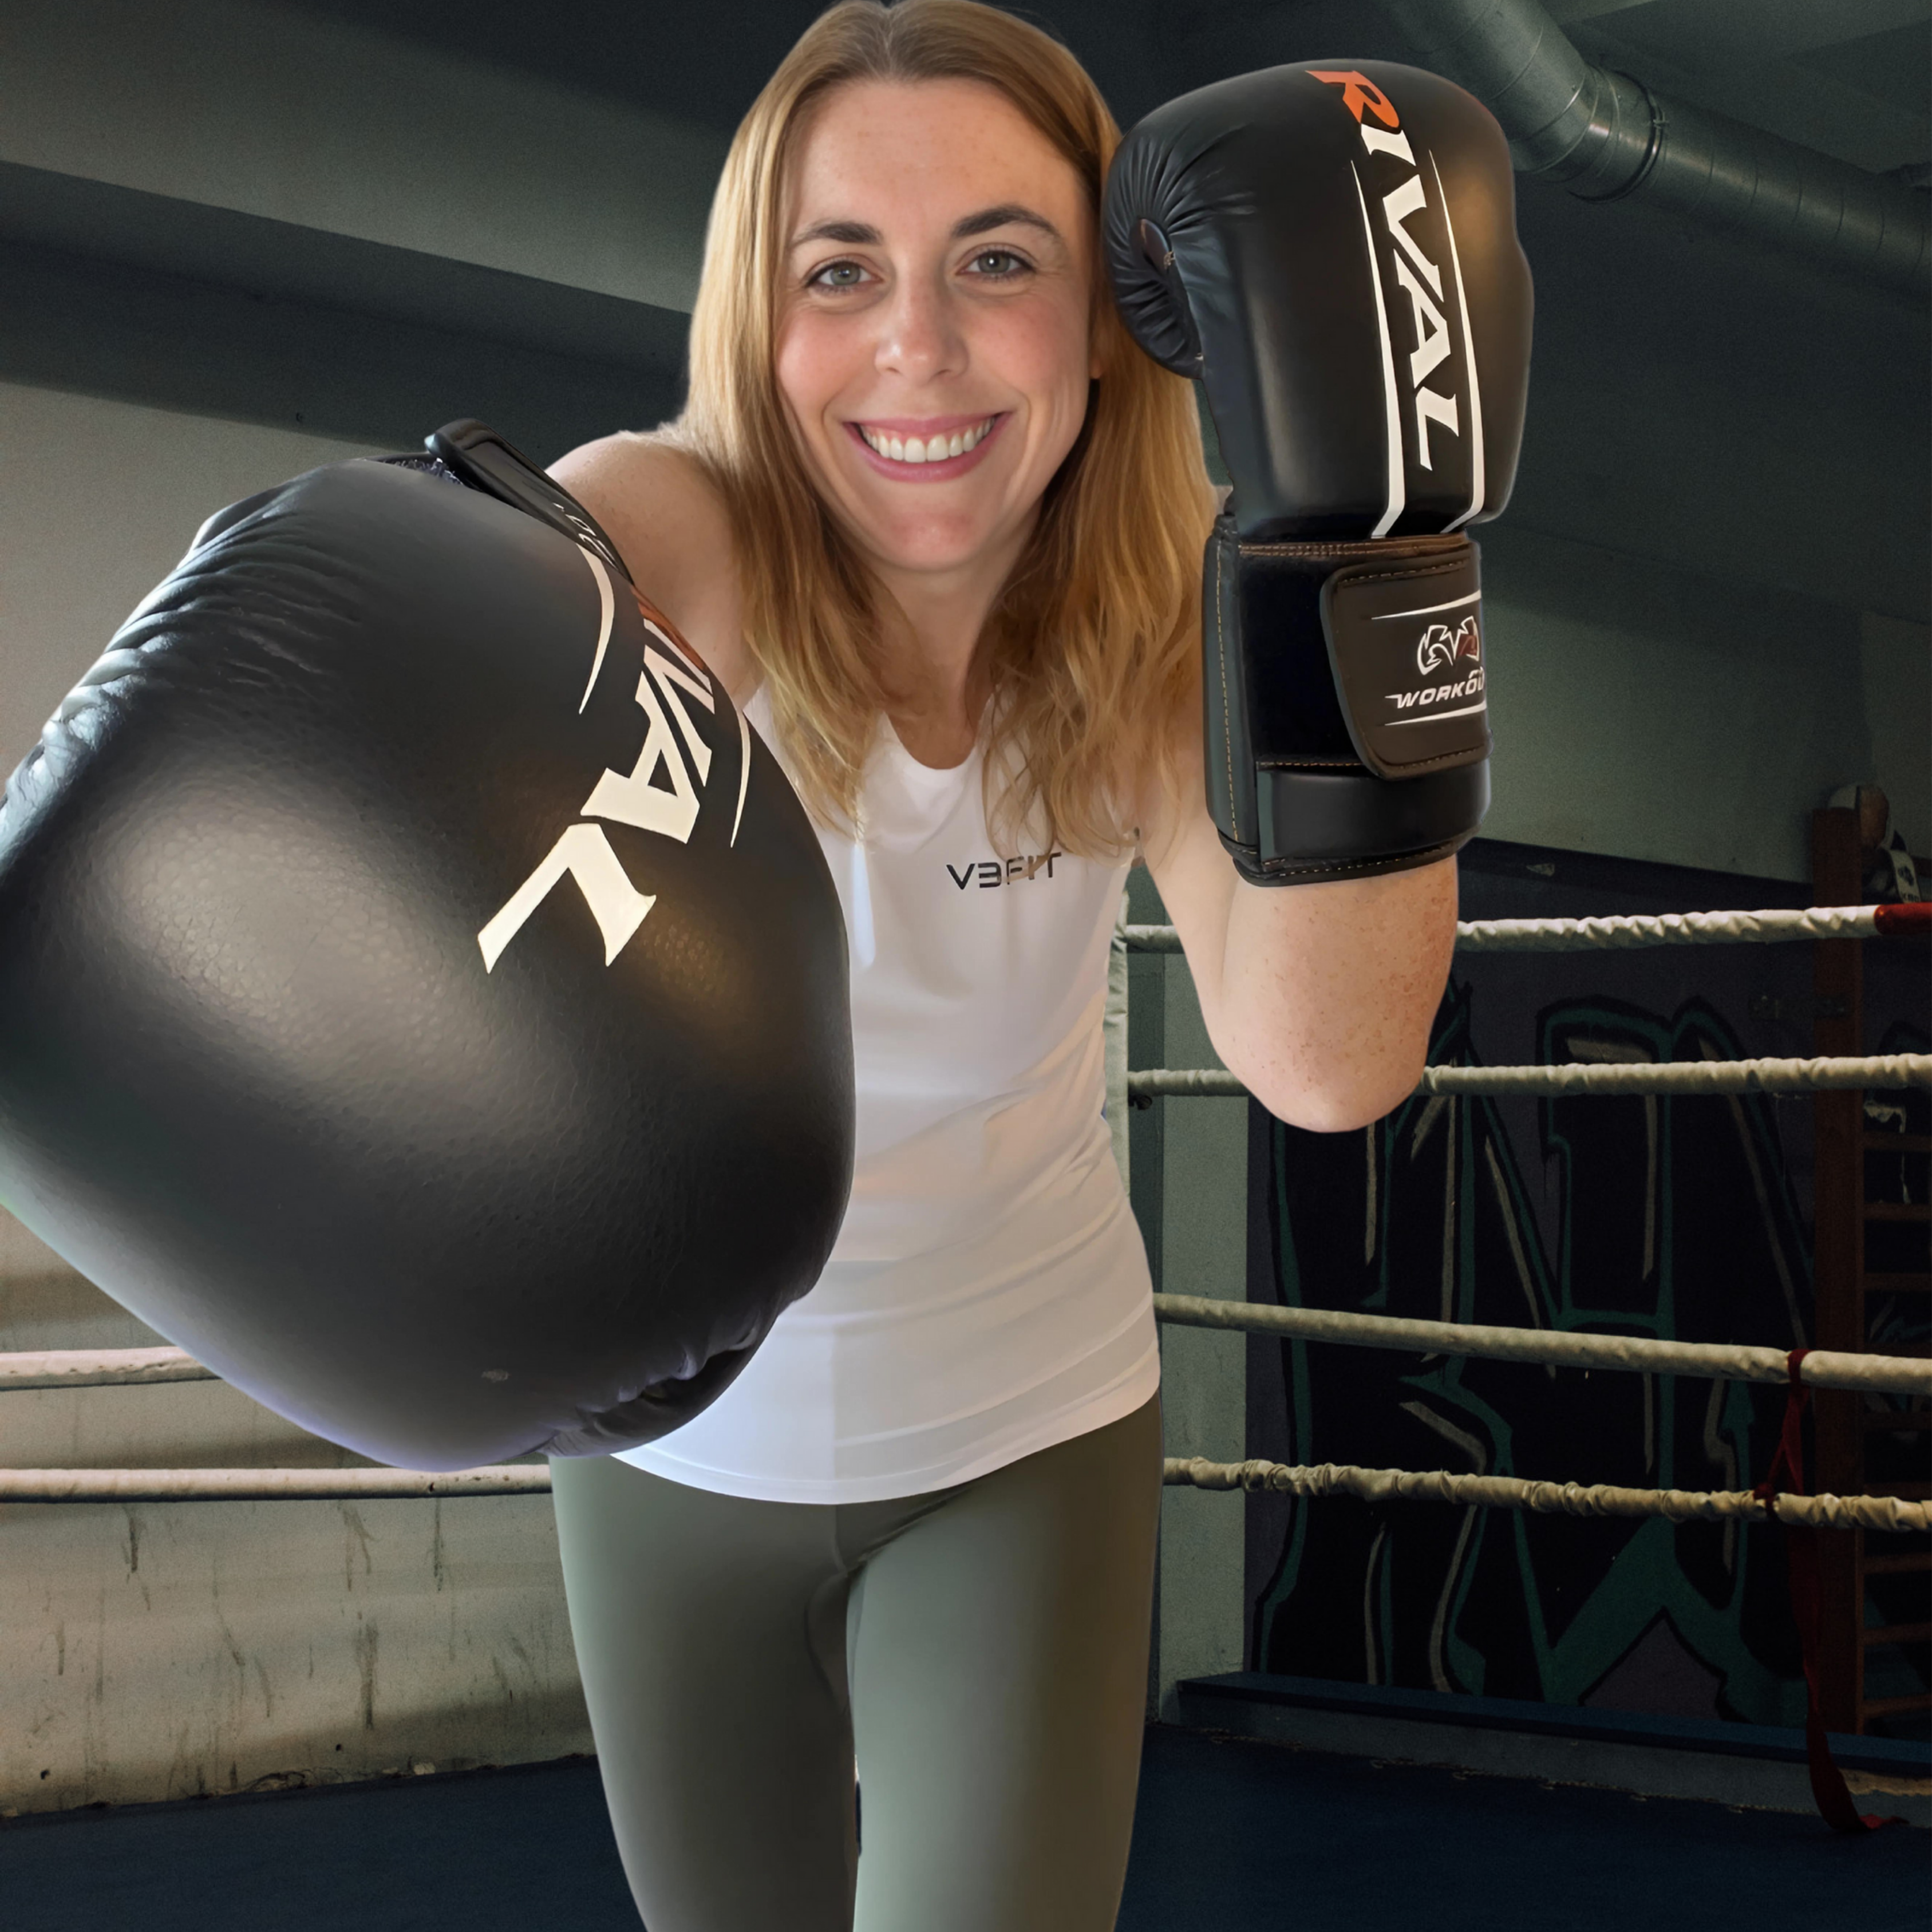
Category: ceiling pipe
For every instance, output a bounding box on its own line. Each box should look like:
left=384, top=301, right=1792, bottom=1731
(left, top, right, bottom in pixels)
left=1378, top=0, right=1929, bottom=299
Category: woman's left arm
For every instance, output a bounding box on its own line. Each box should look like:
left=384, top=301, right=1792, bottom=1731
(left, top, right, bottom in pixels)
left=1139, top=729, right=1457, bottom=1133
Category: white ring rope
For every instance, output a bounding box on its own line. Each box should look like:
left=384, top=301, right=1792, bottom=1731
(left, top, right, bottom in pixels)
left=1163, top=1457, right=1931, bottom=1532
left=1152, top=1294, right=1932, bottom=1396
left=0, top=1465, right=552, bottom=1502
left=16, top=1299, right=1931, bottom=1396
left=1129, top=1054, right=1932, bottom=1101
left=1, top=1347, right=219, bottom=1390
left=10, top=902, right=1917, bottom=1508
left=3, top=1457, right=1919, bottom=1525
left=1125, top=903, right=1927, bottom=955
left=1455, top=907, right=1891, bottom=951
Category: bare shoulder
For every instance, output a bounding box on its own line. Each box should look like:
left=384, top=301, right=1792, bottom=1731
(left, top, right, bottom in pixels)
left=548, top=430, right=753, bottom=698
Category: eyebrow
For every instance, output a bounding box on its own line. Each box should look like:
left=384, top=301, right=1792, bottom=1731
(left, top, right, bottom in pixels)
left=788, top=203, right=1065, bottom=249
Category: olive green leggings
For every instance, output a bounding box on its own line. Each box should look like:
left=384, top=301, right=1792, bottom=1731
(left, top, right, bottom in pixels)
left=548, top=1396, right=1162, bottom=1932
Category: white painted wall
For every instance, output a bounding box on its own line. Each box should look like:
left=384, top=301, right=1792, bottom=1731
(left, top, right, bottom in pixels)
left=0, top=1220, right=591, bottom=1816
left=0, top=383, right=378, bottom=776
left=1478, top=525, right=1930, bottom=879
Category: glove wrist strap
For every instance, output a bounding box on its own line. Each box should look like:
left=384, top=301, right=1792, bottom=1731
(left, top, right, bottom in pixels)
left=1204, top=515, right=1491, bottom=887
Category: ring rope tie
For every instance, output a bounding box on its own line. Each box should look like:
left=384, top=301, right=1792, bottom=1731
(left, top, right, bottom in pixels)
left=1746, top=1351, right=1906, bottom=1834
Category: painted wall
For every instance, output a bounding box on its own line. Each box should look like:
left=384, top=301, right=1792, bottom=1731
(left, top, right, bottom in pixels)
left=0, top=385, right=378, bottom=779
left=1240, top=850, right=1930, bottom=1729
left=0, top=1217, right=593, bottom=1816
left=1477, top=526, right=1931, bottom=882
left=1124, top=871, right=1250, bottom=1721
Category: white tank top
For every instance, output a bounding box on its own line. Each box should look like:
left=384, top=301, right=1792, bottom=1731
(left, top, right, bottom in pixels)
left=615, top=692, right=1159, bottom=1503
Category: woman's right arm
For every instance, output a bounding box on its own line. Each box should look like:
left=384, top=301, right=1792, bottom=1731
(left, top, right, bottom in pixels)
left=548, top=433, right=756, bottom=704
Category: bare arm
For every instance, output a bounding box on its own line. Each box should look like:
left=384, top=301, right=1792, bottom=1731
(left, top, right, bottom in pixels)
left=1139, top=722, right=1457, bottom=1133
left=547, top=433, right=756, bottom=704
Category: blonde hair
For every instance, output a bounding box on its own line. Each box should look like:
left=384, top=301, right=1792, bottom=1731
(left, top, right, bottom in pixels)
left=675, top=0, right=1214, bottom=854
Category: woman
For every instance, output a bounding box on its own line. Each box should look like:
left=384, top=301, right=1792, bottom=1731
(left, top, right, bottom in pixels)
left=547, top=4, right=1457, bottom=1927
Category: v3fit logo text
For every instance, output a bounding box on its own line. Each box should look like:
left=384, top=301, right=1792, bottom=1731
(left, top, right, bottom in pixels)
left=947, top=852, right=1065, bottom=890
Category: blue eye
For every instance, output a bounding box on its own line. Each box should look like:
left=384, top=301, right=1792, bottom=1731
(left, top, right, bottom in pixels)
left=812, top=260, right=868, bottom=289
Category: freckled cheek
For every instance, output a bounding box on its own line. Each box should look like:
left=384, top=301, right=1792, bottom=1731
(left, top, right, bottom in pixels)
left=774, top=317, right=864, bottom=447
left=995, top=318, right=1092, bottom=462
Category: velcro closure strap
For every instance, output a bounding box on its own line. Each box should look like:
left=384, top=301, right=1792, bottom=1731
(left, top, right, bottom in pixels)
left=1255, top=761, right=1488, bottom=878
left=1321, top=539, right=1489, bottom=780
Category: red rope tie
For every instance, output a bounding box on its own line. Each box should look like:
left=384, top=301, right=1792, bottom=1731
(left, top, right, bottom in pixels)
left=1871, top=902, right=1931, bottom=938
left=1753, top=1349, right=1903, bottom=1835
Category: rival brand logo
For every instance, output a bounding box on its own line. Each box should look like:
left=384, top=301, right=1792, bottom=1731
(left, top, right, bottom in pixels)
left=946, top=851, right=1065, bottom=891
left=1374, top=590, right=1488, bottom=726
left=476, top=550, right=750, bottom=972
left=1309, top=68, right=1485, bottom=537
left=1415, top=615, right=1481, bottom=675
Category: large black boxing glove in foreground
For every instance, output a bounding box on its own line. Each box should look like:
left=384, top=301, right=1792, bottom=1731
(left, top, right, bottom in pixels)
left=1107, top=62, right=1533, bottom=882
left=0, top=422, right=854, bottom=1468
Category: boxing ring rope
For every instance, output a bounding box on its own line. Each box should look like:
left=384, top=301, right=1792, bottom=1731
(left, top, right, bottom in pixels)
left=1131, top=1055, right=1932, bottom=1100
left=1128, top=886, right=1932, bottom=1838
left=1123, top=910, right=1932, bottom=1099
left=1149, top=1295, right=1932, bottom=1396
left=3, top=895, right=1925, bottom=1518
left=1, top=1458, right=1923, bottom=1525
left=0, top=1465, right=551, bottom=1502
left=6, top=894, right=1917, bottom=1846
left=1161, top=1458, right=1931, bottom=1533
left=6, top=1296, right=1925, bottom=1502
left=2, top=1346, right=219, bottom=1390
left=19, top=1294, right=1930, bottom=1398
left=1126, top=901, right=1931, bottom=955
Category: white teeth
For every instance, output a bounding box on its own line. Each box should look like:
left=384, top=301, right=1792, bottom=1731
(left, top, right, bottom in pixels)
left=862, top=417, right=994, bottom=464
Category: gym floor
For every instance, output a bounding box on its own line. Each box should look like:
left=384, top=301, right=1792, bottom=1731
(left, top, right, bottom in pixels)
left=3, top=1723, right=1921, bottom=1932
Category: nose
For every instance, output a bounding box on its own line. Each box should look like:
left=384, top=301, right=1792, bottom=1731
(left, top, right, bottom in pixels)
left=874, top=267, right=966, bottom=386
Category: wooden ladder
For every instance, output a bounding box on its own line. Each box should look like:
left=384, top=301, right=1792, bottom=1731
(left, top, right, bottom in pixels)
left=1811, top=805, right=1931, bottom=1735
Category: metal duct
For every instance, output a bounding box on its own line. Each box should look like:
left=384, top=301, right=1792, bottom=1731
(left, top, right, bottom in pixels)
left=1380, top=0, right=1929, bottom=298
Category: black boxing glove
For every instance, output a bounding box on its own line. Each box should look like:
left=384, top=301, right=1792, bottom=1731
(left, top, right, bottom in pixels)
left=1106, top=62, right=1533, bottom=882
left=0, top=421, right=854, bottom=1469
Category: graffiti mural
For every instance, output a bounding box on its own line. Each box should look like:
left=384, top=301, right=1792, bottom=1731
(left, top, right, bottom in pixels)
left=1247, top=981, right=1827, bottom=1724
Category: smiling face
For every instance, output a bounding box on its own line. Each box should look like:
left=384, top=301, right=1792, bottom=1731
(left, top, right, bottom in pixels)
left=775, top=77, right=1100, bottom=593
